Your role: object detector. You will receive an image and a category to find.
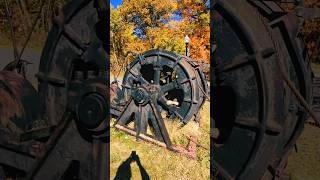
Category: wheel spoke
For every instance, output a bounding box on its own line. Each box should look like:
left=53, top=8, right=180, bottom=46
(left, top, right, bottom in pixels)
left=54, top=16, right=87, bottom=51
left=140, top=106, right=148, bottom=134
left=161, top=80, right=177, bottom=93
left=173, top=56, right=183, bottom=67
left=180, top=78, right=190, bottom=85
left=183, top=98, right=198, bottom=104
left=216, top=54, right=254, bottom=73
left=121, top=50, right=207, bottom=125
left=173, top=110, right=184, bottom=120
left=127, top=65, right=138, bottom=79
left=138, top=75, right=150, bottom=85
left=116, top=99, right=137, bottom=125
left=266, top=120, right=282, bottom=134
left=154, top=68, right=161, bottom=85
left=212, top=160, right=234, bottom=180
left=153, top=54, right=161, bottom=85
left=138, top=54, right=145, bottom=64
left=149, top=100, right=172, bottom=146
left=121, top=84, right=131, bottom=89
left=234, top=117, right=260, bottom=130
left=133, top=105, right=149, bottom=135
left=135, top=105, right=142, bottom=135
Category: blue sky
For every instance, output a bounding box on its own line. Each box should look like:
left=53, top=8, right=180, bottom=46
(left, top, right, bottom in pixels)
left=110, top=0, right=122, bottom=8
left=110, top=0, right=210, bottom=10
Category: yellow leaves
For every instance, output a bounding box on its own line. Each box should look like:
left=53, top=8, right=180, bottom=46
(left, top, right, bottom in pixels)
left=189, top=27, right=210, bottom=63
left=147, top=26, right=185, bottom=53
left=120, top=0, right=174, bottom=32
left=280, top=1, right=320, bottom=63
left=170, top=0, right=210, bottom=62
left=111, top=0, right=210, bottom=66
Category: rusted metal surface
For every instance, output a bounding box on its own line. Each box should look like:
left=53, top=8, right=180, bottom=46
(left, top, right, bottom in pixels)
left=112, top=49, right=208, bottom=157
left=114, top=124, right=198, bottom=159
left=0, top=0, right=109, bottom=179
left=110, top=50, right=208, bottom=150
left=113, top=50, right=208, bottom=124
left=212, top=0, right=315, bottom=179
left=0, top=71, right=43, bottom=134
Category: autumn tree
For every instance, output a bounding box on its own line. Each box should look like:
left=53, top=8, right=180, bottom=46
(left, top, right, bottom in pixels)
left=175, top=0, right=210, bottom=62
left=110, top=5, right=136, bottom=76
left=119, top=0, right=175, bottom=39
left=110, top=0, right=210, bottom=73
left=280, top=0, right=320, bottom=63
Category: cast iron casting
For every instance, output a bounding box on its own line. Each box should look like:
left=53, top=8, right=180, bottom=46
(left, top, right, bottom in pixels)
left=0, top=0, right=109, bottom=179
left=211, top=0, right=317, bottom=179
left=112, top=49, right=209, bottom=149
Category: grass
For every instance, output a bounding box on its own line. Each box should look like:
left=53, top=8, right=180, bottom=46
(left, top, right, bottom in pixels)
left=110, top=102, right=210, bottom=180
left=311, top=62, right=320, bottom=77
left=285, top=63, right=320, bottom=179
left=285, top=124, right=320, bottom=179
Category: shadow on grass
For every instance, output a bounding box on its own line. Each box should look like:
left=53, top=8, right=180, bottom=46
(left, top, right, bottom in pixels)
left=114, top=151, right=150, bottom=180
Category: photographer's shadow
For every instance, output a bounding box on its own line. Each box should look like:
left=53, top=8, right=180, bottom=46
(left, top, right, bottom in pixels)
left=114, top=151, right=150, bottom=180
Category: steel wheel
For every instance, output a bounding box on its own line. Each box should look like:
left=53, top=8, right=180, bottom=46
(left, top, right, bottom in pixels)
left=122, top=49, right=207, bottom=124
left=37, top=0, right=108, bottom=129
left=211, top=0, right=312, bottom=179
left=15, top=0, right=108, bottom=179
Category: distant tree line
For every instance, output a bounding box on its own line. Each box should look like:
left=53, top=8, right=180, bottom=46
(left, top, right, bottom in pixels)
left=110, top=0, right=210, bottom=76
left=281, top=0, right=320, bottom=63
left=0, top=0, right=318, bottom=63
left=303, top=0, right=320, bottom=64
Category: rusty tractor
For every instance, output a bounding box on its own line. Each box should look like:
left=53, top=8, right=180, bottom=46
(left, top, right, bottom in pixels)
left=0, top=0, right=108, bottom=179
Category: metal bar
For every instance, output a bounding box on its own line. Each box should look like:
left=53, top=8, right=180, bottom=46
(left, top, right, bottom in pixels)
left=97, top=142, right=109, bottom=180
left=114, top=124, right=197, bottom=159
left=279, top=61, right=320, bottom=125
left=17, top=0, right=47, bottom=66
left=25, top=111, right=73, bottom=180
left=149, top=100, right=172, bottom=147
left=212, top=160, right=234, bottom=180
left=0, top=146, right=35, bottom=172
left=114, top=124, right=169, bottom=148
left=4, top=0, right=19, bottom=62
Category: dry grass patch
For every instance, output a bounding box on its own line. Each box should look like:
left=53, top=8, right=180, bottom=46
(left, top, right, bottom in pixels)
left=110, top=101, right=210, bottom=180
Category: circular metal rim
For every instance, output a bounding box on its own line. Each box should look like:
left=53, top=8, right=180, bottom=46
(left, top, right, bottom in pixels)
left=212, top=1, right=285, bottom=179
left=122, top=49, right=203, bottom=124
left=37, top=0, right=107, bottom=126
left=212, top=1, right=313, bottom=179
